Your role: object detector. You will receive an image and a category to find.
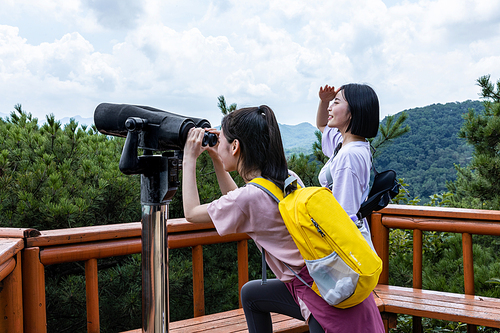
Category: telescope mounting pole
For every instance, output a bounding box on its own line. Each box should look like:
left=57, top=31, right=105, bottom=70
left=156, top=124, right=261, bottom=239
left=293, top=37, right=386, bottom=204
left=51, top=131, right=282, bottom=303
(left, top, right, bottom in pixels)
left=119, top=127, right=181, bottom=333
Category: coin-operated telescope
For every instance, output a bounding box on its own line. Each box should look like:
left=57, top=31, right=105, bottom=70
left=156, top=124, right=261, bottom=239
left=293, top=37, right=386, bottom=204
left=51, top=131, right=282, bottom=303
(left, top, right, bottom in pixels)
left=94, top=103, right=217, bottom=333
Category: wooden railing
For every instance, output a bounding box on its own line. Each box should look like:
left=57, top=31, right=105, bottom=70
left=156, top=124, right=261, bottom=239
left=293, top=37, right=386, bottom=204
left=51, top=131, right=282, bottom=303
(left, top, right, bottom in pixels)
left=0, top=228, right=40, bottom=332
left=371, top=205, right=500, bottom=332
left=0, top=205, right=500, bottom=332
left=18, top=219, right=251, bottom=333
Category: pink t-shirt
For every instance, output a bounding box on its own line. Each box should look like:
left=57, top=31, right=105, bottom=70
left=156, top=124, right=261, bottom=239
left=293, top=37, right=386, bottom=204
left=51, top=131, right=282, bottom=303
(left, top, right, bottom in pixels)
left=207, top=180, right=305, bottom=282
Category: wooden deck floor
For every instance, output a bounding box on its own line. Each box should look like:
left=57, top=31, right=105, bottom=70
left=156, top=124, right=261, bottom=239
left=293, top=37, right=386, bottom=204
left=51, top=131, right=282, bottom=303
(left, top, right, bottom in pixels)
left=122, top=308, right=309, bottom=333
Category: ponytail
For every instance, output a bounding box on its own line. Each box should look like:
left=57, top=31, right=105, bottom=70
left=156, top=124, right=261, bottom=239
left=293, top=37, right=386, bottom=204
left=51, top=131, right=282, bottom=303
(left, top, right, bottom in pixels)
left=221, top=105, right=289, bottom=189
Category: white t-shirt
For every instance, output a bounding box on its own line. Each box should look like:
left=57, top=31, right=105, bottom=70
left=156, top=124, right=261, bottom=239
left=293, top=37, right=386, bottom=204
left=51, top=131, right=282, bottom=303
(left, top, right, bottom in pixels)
left=318, top=126, right=371, bottom=218
left=207, top=174, right=305, bottom=282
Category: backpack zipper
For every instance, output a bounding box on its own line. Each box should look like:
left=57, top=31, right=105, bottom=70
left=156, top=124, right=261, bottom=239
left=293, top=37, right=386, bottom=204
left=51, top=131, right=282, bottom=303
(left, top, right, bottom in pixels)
left=309, top=216, right=361, bottom=271
left=311, top=218, right=325, bottom=237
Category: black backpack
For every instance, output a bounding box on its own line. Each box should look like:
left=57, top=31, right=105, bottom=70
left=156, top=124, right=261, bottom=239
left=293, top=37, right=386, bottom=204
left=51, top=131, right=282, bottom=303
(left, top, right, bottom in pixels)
left=354, top=169, right=400, bottom=222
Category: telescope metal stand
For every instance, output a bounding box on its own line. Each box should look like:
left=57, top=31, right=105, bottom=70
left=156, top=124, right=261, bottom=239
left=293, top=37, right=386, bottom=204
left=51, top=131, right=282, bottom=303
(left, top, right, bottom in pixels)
left=142, top=199, right=168, bottom=333
left=139, top=152, right=180, bottom=333
left=119, top=131, right=180, bottom=332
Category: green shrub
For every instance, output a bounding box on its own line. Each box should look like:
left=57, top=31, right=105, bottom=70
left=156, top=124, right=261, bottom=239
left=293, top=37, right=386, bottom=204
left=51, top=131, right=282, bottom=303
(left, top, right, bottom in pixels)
left=0, top=106, right=142, bottom=229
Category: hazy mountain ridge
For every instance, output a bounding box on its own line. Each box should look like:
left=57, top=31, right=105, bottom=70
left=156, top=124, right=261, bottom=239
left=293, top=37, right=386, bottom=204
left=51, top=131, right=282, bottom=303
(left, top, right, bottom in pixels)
left=279, top=122, right=318, bottom=155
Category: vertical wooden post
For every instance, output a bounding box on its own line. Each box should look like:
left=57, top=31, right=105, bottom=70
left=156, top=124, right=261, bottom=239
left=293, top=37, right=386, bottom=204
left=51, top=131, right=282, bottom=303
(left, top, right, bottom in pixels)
left=462, top=233, right=475, bottom=295
left=412, top=229, right=423, bottom=289
left=371, top=212, right=390, bottom=333
left=462, top=233, right=477, bottom=333
left=237, top=240, right=249, bottom=308
left=85, top=258, right=100, bottom=333
left=0, top=253, right=24, bottom=332
left=192, top=245, right=205, bottom=317
left=371, top=213, right=389, bottom=284
left=412, top=229, right=423, bottom=333
left=22, top=247, right=47, bottom=333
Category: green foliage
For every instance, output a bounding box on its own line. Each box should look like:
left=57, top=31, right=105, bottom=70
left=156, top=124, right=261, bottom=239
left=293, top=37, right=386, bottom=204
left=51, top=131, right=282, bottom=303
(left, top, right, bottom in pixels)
left=311, top=130, right=328, bottom=165
left=370, top=112, right=410, bottom=155
left=448, top=75, right=500, bottom=210
left=0, top=105, right=141, bottom=230
left=286, top=153, right=321, bottom=187
left=387, top=230, right=500, bottom=332
left=217, top=95, right=237, bottom=116
left=424, top=192, right=453, bottom=207
left=374, top=101, right=480, bottom=203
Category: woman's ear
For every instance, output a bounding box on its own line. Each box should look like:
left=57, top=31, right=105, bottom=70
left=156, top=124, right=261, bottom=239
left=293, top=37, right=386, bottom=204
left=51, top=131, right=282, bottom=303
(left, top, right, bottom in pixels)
left=231, top=139, right=240, bottom=156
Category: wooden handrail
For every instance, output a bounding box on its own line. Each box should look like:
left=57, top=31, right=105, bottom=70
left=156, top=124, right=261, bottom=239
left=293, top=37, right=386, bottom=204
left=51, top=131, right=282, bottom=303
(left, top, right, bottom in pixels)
left=0, top=238, right=25, bottom=332
left=370, top=205, right=500, bottom=333
left=1, top=205, right=500, bottom=332
left=19, top=219, right=251, bottom=333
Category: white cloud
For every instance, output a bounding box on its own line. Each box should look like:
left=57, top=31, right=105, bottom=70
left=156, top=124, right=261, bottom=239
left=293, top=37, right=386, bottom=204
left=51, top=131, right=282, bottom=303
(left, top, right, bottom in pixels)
left=1, top=0, right=500, bottom=126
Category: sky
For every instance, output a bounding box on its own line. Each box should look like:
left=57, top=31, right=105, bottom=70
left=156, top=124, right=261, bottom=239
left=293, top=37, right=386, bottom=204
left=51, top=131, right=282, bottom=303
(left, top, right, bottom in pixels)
left=1, top=0, right=500, bottom=127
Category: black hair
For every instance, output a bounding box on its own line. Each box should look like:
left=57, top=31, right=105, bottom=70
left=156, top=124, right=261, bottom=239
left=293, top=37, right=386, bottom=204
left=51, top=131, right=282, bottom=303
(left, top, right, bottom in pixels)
left=221, top=105, right=290, bottom=190
left=341, top=83, right=379, bottom=138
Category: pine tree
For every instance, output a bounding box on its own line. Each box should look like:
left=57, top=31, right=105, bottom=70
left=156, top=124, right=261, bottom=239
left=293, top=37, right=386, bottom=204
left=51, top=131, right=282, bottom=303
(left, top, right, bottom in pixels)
left=448, top=75, right=500, bottom=209
left=0, top=105, right=141, bottom=230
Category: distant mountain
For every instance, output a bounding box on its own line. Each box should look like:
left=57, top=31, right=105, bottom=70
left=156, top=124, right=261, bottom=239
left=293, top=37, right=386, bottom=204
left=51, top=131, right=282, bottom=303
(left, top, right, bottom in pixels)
left=374, top=100, right=483, bottom=202
left=0, top=111, right=95, bottom=128
left=279, top=122, right=318, bottom=156
left=59, top=116, right=94, bottom=126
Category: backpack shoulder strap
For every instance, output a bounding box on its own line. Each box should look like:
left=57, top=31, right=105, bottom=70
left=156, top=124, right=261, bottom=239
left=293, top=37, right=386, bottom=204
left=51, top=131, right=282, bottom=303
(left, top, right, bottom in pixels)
left=248, top=177, right=283, bottom=203
left=248, top=175, right=302, bottom=202
left=248, top=176, right=302, bottom=285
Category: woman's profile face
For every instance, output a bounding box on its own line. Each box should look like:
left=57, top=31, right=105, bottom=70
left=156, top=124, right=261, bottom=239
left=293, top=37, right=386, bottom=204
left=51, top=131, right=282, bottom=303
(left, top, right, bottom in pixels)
left=218, top=129, right=238, bottom=172
left=327, top=90, right=351, bottom=132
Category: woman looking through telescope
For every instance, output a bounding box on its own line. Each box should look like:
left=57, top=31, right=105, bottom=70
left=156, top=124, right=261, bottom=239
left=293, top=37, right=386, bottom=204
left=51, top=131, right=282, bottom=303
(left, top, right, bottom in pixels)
left=182, top=105, right=383, bottom=332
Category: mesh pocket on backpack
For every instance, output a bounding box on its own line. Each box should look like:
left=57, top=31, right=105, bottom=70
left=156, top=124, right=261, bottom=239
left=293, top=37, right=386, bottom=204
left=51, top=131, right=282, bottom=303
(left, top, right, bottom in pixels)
left=305, top=251, right=359, bottom=306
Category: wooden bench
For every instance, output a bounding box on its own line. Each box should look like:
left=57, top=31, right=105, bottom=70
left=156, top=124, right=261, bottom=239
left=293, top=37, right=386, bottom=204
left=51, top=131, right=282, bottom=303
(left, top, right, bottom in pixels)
left=374, top=284, right=500, bottom=329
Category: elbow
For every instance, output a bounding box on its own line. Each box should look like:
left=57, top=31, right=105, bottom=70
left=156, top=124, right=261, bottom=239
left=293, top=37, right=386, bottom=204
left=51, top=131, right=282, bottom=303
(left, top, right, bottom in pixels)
left=184, top=213, right=196, bottom=223
left=183, top=202, right=210, bottom=224
left=183, top=207, right=209, bottom=224
left=183, top=207, right=196, bottom=223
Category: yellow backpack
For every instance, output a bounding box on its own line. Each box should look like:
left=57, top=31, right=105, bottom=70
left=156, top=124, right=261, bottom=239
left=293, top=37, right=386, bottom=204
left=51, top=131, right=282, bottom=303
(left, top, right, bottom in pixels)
left=249, top=176, right=382, bottom=309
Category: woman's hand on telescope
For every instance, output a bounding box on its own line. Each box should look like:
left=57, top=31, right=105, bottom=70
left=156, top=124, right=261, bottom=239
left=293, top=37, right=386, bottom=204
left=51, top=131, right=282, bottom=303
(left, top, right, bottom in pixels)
left=184, top=127, right=220, bottom=160
left=184, top=128, right=207, bottom=161
left=204, top=128, right=220, bottom=159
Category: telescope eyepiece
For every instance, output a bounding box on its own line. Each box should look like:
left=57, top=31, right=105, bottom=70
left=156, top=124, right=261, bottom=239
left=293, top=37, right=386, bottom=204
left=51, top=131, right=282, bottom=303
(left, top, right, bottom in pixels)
left=202, top=131, right=218, bottom=147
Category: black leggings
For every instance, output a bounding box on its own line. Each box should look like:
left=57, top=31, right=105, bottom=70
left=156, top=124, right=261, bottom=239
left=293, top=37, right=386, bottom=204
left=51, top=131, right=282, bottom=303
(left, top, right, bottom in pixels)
left=240, top=279, right=324, bottom=333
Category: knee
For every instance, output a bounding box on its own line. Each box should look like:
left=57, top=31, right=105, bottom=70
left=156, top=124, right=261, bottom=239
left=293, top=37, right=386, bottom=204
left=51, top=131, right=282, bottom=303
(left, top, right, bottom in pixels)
left=240, top=280, right=261, bottom=304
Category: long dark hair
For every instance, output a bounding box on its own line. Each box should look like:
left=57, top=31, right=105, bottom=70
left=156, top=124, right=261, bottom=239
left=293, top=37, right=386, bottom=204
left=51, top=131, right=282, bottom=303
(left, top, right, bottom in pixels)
left=341, top=83, right=379, bottom=138
left=221, top=105, right=289, bottom=189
